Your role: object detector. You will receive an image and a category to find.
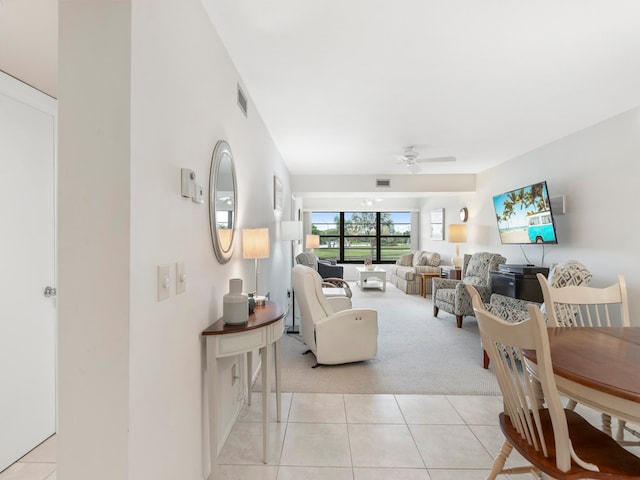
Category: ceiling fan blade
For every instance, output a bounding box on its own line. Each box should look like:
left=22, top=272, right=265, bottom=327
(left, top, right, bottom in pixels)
left=416, top=156, right=456, bottom=163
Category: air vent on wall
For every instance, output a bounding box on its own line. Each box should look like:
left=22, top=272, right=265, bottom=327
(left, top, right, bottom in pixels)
left=237, top=84, right=248, bottom=117
left=376, top=179, right=391, bottom=188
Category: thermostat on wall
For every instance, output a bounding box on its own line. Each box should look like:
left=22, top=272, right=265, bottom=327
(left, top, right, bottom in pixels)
left=181, top=168, right=195, bottom=198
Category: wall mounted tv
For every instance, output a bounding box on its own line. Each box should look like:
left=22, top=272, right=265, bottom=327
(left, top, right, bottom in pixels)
left=493, top=181, right=558, bottom=244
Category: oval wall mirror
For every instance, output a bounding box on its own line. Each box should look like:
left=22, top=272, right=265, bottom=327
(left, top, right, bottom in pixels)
left=209, top=140, right=237, bottom=263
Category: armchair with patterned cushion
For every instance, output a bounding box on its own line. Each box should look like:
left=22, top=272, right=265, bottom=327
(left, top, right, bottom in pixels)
left=483, top=260, right=593, bottom=368
left=488, top=260, right=593, bottom=323
left=432, top=252, right=506, bottom=328
left=295, top=252, right=344, bottom=279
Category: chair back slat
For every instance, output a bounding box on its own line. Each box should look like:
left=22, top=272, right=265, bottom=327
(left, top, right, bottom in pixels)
left=537, top=274, right=630, bottom=327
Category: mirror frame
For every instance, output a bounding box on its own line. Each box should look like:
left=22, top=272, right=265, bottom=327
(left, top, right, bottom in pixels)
left=209, top=140, right=237, bottom=264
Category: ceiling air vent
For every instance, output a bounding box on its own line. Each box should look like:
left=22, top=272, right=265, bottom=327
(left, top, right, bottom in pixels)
left=237, top=84, right=248, bottom=117
left=376, top=179, right=391, bottom=188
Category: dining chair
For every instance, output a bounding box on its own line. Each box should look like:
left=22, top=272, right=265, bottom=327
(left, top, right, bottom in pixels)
left=537, top=273, right=629, bottom=328
left=537, top=273, right=637, bottom=444
left=467, top=285, right=640, bottom=479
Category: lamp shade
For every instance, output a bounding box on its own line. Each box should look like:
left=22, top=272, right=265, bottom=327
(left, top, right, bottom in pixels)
left=242, top=228, right=270, bottom=259
left=448, top=224, right=467, bottom=243
left=281, top=221, right=303, bottom=241
left=305, top=234, right=320, bottom=249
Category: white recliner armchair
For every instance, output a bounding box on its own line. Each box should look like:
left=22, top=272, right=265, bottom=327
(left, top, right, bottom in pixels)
left=292, top=264, right=378, bottom=367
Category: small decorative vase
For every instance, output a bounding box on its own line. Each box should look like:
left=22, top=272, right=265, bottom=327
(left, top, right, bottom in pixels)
left=248, top=293, right=256, bottom=314
left=223, top=278, right=248, bottom=325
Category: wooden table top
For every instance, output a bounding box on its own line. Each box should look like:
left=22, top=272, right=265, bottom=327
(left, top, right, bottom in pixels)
left=525, top=327, right=640, bottom=404
left=202, top=301, right=285, bottom=336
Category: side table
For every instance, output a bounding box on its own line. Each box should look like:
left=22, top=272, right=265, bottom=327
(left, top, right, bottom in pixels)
left=440, top=266, right=462, bottom=280
left=419, top=272, right=440, bottom=297
left=202, top=301, right=285, bottom=479
left=355, top=266, right=386, bottom=291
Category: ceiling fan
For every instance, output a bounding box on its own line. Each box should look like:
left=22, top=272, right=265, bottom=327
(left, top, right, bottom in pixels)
left=395, top=146, right=456, bottom=173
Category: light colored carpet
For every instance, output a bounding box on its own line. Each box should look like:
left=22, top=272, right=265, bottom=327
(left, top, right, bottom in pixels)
left=255, top=282, right=501, bottom=395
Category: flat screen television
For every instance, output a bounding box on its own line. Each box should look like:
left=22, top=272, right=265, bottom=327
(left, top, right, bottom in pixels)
left=493, top=181, right=558, bottom=244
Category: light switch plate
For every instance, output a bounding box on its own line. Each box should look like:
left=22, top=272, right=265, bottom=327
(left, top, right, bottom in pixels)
left=176, top=261, right=186, bottom=294
left=192, top=184, right=204, bottom=204
left=158, top=265, right=171, bottom=301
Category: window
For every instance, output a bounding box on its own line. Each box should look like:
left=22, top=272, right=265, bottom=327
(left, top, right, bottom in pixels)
left=311, top=212, right=411, bottom=263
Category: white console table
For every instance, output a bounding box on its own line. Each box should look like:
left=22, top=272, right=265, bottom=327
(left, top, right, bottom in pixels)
left=202, top=302, right=285, bottom=479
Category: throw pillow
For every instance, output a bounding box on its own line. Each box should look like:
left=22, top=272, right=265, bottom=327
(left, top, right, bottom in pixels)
left=540, top=260, right=592, bottom=324
left=549, top=260, right=592, bottom=288
left=416, top=255, right=429, bottom=266
left=427, top=252, right=441, bottom=267
left=397, top=253, right=413, bottom=266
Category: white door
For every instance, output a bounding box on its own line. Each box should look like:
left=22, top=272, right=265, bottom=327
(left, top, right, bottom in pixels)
left=0, top=73, right=57, bottom=470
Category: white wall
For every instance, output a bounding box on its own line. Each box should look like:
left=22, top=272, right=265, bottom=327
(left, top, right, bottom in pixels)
left=420, top=107, right=640, bottom=319
left=58, top=3, right=131, bottom=479
left=419, top=196, right=470, bottom=263
left=58, top=1, right=294, bottom=479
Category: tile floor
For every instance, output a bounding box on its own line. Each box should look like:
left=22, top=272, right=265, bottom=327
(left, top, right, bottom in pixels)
left=2, top=393, right=633, bottom=480
left=0, top=434, right=56, bottom=480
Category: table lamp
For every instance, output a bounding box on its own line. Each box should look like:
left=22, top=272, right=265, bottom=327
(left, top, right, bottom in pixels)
left=448, top=224, right=467, bottom=269
left=305, top=234, right=320, bottom=253
left=242, top=228, right=270, bottom=305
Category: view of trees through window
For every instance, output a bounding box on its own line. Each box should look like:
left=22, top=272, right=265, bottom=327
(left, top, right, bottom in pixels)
left=310, top=212, right=411, bottom=263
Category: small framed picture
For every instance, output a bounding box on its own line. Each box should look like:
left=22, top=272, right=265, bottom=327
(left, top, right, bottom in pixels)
left=430, top=208, right=444, bottom=240
left=273, top=175, right=284, bottom=211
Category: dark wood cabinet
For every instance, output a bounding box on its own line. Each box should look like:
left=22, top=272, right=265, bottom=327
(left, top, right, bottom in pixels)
left=490, top=270, right=547, bottom=303
left=440, top=266, right=462, bottom=280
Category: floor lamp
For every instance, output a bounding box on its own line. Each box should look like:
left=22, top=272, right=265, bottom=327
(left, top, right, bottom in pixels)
left=282, top=221, right=303, bottom=333
left=242, top=228, right=270, bottom=305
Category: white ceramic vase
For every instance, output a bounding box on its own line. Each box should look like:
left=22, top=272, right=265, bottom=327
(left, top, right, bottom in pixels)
left=223, top=278, right=248, bottom=325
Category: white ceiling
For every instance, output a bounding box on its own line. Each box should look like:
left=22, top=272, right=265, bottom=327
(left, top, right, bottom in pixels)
left=2, top=1, right=640, bottom=179
left=203, top=0, right=640, bottom=177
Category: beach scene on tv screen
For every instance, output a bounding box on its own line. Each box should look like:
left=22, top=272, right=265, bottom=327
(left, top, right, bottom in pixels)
left=493, top=182, right=557, bottom=244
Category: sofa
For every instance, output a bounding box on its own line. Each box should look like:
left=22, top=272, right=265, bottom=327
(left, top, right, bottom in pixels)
left=388, top=250, right=441, bottom=294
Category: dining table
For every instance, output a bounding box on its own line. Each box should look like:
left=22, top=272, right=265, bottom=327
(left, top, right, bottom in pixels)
left=523, top=326, right=640, bottom=437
